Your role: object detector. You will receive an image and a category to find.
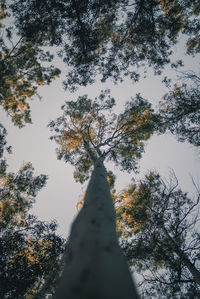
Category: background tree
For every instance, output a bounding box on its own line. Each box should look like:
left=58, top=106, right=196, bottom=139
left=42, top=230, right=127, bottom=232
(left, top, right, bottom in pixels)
left=11, top=0, right=200, bottom=91
left=158, top=71, right=200, bottom=147
left=0, top=2, right=60, bottom=127
left=115, top=171, right=200, bottom=298
left=0, top=123, right=64, bottom=298
left=48, top=91, right=157, bottom=298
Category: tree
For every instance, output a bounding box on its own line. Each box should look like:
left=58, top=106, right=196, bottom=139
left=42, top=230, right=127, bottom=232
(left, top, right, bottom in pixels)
left=0, top=124, right=64, bottom=298
left=0, top=2, right=60, bottom=127
left=115, top=171, right=200, bottom=298
left=11, top=0, right=200, bottom=91
left=158, top=71, right=200, bottom=147
left=48, top=90, right=157, bottom=298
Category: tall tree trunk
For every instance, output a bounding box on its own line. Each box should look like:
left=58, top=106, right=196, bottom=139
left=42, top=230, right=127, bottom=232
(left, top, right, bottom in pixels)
left=162, top=225, right=200, bottom=284
left=55, top=158, right=138, bottom=298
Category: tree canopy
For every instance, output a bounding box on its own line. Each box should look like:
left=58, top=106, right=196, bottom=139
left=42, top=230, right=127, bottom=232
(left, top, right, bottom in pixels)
left=0, top=0, right=199, bottom=297
left=10, top=0, right=200, bottom=90
left=158, top=71, right=200, bottom=146
left=0, top=2, right=60, bottom=127
left=49, top=91, right=157, bottom=182
left=116, top=171, right=200, bottom=298
left=0, top=124, right=64, bottom=298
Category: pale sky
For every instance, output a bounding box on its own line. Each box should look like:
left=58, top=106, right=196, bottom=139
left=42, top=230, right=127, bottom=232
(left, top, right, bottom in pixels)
left=1, top=37, right=200, bottom=238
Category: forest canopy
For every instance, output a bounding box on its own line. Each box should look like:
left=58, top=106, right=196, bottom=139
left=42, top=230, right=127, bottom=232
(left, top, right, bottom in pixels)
left=0, top=0, right=199, bottom=298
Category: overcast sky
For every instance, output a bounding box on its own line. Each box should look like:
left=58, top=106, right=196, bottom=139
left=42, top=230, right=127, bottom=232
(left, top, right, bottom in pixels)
left=1, top=38, right=200, bottom=238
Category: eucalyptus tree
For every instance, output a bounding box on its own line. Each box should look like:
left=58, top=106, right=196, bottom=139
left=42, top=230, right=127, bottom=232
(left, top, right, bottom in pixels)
left=11, top=0, right=200, bottom=91
left=0, top=123, right=64, bottom=298
left=158, top=71, right=200, bottom=147
left=0, top=2, right=60, bottom=127
left=116, top=171, right=200, bottom=298
left=49, top=90, right=156, bottom=298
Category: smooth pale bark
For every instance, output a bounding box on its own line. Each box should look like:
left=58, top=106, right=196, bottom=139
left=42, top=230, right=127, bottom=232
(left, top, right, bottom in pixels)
left=55, top=158, right=138, bottom=298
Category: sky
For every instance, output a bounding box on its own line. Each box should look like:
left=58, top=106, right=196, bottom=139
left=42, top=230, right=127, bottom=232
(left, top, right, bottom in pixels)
left=0, top=36, right=200, bottom=238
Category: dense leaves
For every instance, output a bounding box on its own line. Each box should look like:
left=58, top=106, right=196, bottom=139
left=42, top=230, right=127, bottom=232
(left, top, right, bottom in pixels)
left=11, top=0, right=200, bottom=90
left=49, top=91, right=156, bottom=183
left=0, top=125, right=64, bottom=298
left=0, top=3, right=60, bottom=127
left=159, top=72, right=200, bottom=146
left=0, top=216, right=64, bottom=298
left=116, top=172, right=200, bottom=298
left=11, top=0, right=120, bottom=91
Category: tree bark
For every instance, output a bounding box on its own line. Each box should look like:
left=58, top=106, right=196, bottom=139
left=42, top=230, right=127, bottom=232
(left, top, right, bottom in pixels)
left=54, top=158, right=138, bottom=298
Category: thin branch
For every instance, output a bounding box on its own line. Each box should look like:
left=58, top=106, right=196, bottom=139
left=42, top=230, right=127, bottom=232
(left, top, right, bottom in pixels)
left=177, top=195, right=200, bottom=231
left=6, top=36, right=23, bottom=59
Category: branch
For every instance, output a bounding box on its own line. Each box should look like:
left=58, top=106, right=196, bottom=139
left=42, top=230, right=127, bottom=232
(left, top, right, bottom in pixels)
left=176, top=194, right=200, bottom=232
left=142, top=267, right=194, bottom=285
left=83, top=140, right=97, bottom=163
left=6, top=36, right=23, bottom=59
left=86, top=122, right=100, bottom=155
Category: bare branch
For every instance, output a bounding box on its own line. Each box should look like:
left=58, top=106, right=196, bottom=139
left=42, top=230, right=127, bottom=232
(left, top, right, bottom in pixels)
left=6, top=36, right=23, bottom=59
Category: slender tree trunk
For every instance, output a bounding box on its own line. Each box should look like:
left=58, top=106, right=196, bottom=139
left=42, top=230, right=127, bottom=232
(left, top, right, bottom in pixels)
left=55, top=158, right=138, bottom=298
left=162, top=226, right=200, bottom=284
left=181, top=257, right=200, bottom=284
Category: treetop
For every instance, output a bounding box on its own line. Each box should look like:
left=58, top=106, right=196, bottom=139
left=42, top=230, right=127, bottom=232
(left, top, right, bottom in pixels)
left=49, top=91, right=157, bottom=183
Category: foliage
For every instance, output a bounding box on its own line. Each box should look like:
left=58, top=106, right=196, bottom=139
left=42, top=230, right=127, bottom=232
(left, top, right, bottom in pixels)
left=0, top=3, right=60, bottom=127
left=0, top=1, right=8, bottom=28
left=11, top=0, right=200, bottom=90
left=49, top=91, right=156, bottom=183
left=158, top=72, right=200, bottom=146
left=0, top=216, right=64, bottom=299
left=3, top=0, right=199, bottom=297
left=116, top=171, right=200, bottom=298
left=10, top=0, right=121, bottom=91
left=0, top=124, right=64, bottom=298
